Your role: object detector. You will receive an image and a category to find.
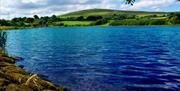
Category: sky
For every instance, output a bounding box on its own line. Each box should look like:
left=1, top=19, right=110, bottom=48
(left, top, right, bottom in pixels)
left=0, top=0, right=180, bottom=19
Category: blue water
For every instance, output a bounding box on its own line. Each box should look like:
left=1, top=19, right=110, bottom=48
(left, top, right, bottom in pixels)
left=5, top=26, right=180, bottom=91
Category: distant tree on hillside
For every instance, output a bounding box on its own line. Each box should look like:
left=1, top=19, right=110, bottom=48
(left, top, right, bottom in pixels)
left=25, top=18, right=34, bottom=23
left=51, top=15, right=57, bottom=20
left=51, top=15, right=59, bottom=22
left=34, top=15, right=39, bottom=20
left=0, top=20, right=10, bottom=26
left=86, top=16, right=103, bottom=21
left=168, top=13, right=180, bottom=24
left=76, top=16, right=85, bottom=21
left=93, top=19, right=108, bottom=25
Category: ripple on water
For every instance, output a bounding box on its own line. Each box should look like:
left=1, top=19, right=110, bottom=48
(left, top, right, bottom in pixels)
left=6, top=26, right=180, bottom=91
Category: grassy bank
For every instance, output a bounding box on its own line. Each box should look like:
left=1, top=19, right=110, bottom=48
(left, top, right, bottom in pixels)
left=0, top=26, right=16, bottom=30
left=0, top=51, right=67, bottom=91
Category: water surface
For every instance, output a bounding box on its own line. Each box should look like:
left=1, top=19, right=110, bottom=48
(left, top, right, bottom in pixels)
left=5, top=26, right=180, bottom=91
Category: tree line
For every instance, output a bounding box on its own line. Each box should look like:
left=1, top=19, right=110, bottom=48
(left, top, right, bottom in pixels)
left=0, top=13, right=180, bottom=27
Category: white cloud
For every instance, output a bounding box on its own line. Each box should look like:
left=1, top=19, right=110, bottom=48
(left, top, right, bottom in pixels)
left=130, top=0, right=176, bottom=11
left=21, top=0, right=42, bottom=3
left=0, top=0, right=179, bottom=19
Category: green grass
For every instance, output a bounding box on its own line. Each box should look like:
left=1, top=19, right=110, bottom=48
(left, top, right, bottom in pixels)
left=55, top=9, right=180, bottom=26
left=60, top=9, right=169, bottom=18
left=109, top=18, right=167, bottom=26
left=150, top=17, right=167, bottom=19
left=54, top=21, right=93, bottom=26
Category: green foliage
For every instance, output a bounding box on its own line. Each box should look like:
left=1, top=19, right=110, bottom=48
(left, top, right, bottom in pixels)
left=76, top=16, right=85, bottom=21
left=48, top=15, right=59, bottom=22
left=149, top=19, right=166, bottom=25
left=109, top=19, right=148, bottom=26
left=167, top=13, right=180, bottom=24
left=86, top=16, right=103, bottom=21
left=92, top=19, right=108, bottom=25
left=54, top=21, right=93, bottom=26
left=125, top=0, right=135, bottom=5
left=25, top=18, right=34, bottom=23
left=104, top=14, right=136, bottom=20
left=0, top=20, right=11, bottom=26
left=109, top=19, right=167, bottom=26
left=1, top=9, right=180, bottom=28
left=33, top=15, right=39, bottom=19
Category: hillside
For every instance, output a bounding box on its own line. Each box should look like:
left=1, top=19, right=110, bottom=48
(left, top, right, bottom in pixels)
left=60, top=9, right=169, bottom=18
left=1, top=9, right=179, bottom=28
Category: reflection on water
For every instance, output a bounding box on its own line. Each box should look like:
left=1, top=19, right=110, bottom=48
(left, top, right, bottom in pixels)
left=0, top=31, right=7, bottom=53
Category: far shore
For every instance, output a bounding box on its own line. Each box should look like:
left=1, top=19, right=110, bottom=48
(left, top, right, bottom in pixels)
left=1, top=24, right=180, bottom=31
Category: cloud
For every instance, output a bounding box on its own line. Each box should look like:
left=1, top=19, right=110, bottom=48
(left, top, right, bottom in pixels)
left=130, top=0, right=177, bottom=11
left=0, top=0, right=179, bottom=19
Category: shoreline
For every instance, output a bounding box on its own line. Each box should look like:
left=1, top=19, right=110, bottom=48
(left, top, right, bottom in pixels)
left=0, top=25, right=180, bottom=31
left=0, top=52, right=67, bottom=91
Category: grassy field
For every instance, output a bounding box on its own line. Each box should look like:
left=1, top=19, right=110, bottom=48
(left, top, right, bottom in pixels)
left=54, top=21, right=94, bottom=26
left=0, top=26, right=15, bottom=30
left=55, top=9, right=178, bottom=26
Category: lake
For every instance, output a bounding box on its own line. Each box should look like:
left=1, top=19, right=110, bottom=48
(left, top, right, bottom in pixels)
left=4, top=26, right=180, bottom=91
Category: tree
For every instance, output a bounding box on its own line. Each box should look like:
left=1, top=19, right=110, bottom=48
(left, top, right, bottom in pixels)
left=51, top=15, right=58, bottom=22
left=34, top=15, right=39, bottom=20
left=51, top=15, right=57, bottom=19
left=0, top=19, right=10, bottom=26
left=93, top=19, right=108, bottom=25
left=76, top=16, right=84, bottom=21
left=125, top=0, right=135, bottom=5
left=41, top=16, right=49, bottom=23
left=25, top=18, right=34, bottom=23
left=86, top=16, right=103, bottom=21
left=168, top=13, right=180, bottom=24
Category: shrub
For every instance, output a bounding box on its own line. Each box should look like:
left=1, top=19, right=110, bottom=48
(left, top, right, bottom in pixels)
left=93, top=19, right=108, bottom=25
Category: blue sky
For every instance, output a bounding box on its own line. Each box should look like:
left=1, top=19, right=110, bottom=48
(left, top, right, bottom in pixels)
left=0, top=0, right=180, bottom=19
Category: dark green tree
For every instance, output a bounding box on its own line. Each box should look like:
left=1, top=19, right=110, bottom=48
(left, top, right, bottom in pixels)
left=168, top=13, right=180, bottom=24
left=93, top=19, right=108, bottom=25
left=25, top=18, right=34, bottom=23
left=51, top=15, right=58, bottom=22
left=76, top=16, right=85, bottom=21
left=0, top=20, right=10, bottom=26
left=34, top=15, right=39, bottom=20
left=86, top=16, right=103, bottom=21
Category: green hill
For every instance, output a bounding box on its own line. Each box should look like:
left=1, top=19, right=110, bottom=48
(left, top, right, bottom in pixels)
left=60, top=9, right=169, bottom=18
left=55, top=9, right=180, bottom=26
